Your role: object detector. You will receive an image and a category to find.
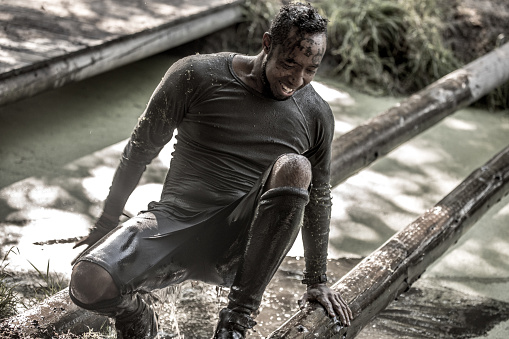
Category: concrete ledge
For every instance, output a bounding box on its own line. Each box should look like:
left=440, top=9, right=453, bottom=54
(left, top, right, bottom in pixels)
left=0, top=1, right=245, bottom=106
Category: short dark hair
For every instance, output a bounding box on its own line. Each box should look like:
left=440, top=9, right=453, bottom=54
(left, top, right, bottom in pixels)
left=268, top=2, right=328, bottom=46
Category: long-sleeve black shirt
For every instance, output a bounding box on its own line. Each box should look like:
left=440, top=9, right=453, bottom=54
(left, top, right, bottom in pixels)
left=103, top=52, right=335, bottom=278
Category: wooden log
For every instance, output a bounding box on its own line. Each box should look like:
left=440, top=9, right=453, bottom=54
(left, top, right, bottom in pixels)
left=0, top=289, right=109, bottom=337
left=270, top=144, right=509, bottom=338
left=331, top=42, right=509, bottom=187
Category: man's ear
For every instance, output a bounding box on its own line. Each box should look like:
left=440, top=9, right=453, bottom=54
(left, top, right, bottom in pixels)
left=262, top=32, right=272, bottom=54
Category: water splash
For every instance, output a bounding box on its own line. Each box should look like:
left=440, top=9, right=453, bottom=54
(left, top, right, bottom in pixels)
left=146, top=284, right=184, bottom=339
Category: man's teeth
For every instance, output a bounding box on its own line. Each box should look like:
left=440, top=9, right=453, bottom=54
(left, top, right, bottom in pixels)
left=282, top=84, right=294, bottom=94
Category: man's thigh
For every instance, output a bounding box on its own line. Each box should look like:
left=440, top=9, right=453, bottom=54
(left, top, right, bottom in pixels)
left=76, top=155, right=280, bottom=292
left=76, top=211, right=203, bottom=294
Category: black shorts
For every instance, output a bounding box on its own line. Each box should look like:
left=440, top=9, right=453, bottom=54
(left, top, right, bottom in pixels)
left=76, top=163, right=273, bottom=295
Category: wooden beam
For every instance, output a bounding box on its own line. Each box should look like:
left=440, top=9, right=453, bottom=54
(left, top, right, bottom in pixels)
left=0, top=289, right=108, bottom=337
left=270, top=145, right=509, bottom=338
left=270, top=43, right=509, bottom=339
left=331, top=42, right=509, bottom=187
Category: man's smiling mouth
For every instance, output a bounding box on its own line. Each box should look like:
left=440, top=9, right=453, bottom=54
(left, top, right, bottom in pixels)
left=281, top=83, right=295, bottom=95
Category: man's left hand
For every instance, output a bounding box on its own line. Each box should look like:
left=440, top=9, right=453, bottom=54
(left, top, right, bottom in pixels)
left=298, top=283, right=352, bottom=327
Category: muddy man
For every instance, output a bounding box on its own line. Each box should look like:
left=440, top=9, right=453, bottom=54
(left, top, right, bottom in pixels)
left=69, top=3, right=353, bottom=338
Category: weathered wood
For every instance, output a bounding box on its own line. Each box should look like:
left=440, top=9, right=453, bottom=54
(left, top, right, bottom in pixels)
left=0, top=289, right=109, bottom=337
left=0, top=0, right=245, bottom=106
left=270, top=145, right=509, bottom=338
left=0, top=0, right=244, bottom=72
left=331, top=42, right=509, bottom=187
left=270, top=44, right=509, bottom=338
left=269, top=43, right=509, bottom=339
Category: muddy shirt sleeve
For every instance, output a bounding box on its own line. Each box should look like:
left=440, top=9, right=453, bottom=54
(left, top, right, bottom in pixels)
left=302, top=100, right=335, bottom=284
left=101, top=57, right=193, bottom=221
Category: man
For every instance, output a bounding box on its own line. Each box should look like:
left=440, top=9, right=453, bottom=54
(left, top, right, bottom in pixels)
left=69, top=3, right=353, bottom=338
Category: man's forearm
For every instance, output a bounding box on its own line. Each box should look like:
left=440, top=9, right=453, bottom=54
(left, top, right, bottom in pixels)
left=302, top=185, right=331, bottom=284
left=102, top=141, right=156, bottom=221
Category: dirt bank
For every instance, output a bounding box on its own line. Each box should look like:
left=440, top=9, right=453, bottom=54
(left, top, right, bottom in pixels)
left=197, top=0, right=509, bottom=65
left=445, top=0, right=509, bottom=64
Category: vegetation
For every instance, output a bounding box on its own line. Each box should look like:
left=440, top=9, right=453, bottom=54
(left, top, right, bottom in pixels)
left=0, top=248, right=20, bottom=320
left=242, top=0, right=509, bottom=109
left=320, top=0, right=459, bottom=95
left=0, top=248, right=67, bottom=322
left=28, top=259, right=67, bottom=301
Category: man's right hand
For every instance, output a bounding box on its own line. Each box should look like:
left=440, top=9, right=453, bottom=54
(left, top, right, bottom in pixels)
left=71, top=214, right=118, bottom=265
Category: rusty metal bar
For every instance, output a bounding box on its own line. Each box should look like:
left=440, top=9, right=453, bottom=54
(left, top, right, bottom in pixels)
left=270, top=145, right=509, bottom=338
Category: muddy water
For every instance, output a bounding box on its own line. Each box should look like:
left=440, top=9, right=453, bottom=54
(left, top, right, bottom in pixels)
left=1, top=50, right=509, bottom=338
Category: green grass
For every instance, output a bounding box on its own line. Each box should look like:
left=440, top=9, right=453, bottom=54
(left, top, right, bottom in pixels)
left=0, top=248, right=68, bottom=322
left=28, top=259, right=67, bottom=300
left=321, top=0, right=460, bottom=95
left=0, top=248, right=21, bottom=320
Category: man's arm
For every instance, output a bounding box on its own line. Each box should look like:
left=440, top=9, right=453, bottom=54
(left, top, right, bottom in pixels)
left=300, top=183, right=352, bottom=326
left=73, top=60, right=189, bottom=253
left=299, top=102, right=353, bottom=326
left=73, top=131, right=166, bottom=250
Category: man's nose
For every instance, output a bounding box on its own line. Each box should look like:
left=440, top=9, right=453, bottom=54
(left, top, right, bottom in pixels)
left=289, top=69, right=305, bottom=88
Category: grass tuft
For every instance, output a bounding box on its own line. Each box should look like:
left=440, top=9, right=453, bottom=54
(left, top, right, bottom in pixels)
left=28, top=260, right=67, bottom=300
left=0, top=248, right=21, bottom=321
left=319, top=0, right=460, bottom=95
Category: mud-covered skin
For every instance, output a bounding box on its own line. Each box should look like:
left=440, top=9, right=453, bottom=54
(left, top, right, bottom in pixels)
left=261, top=29, right=326, bottom=100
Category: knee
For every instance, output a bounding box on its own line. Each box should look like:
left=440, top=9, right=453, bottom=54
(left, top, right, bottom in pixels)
left=70, top=261, right=119, bottom=305
left=267, top=154, right=312, bottom=190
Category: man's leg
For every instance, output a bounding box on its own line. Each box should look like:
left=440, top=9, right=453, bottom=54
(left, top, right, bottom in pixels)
left=69, top=212, right=181, bottom=339
left=213, top=154, right=311, bottom=338
left=70, top=261, right=119, bottom=305
left=70, top=261, right=159, bottom=339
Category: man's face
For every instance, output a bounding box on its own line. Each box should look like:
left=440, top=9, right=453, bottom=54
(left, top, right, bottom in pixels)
left=262, top=28, right=326, bottom=101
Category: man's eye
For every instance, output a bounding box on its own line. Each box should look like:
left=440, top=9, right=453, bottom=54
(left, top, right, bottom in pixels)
left=282, top=63, right=293, bottom=69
